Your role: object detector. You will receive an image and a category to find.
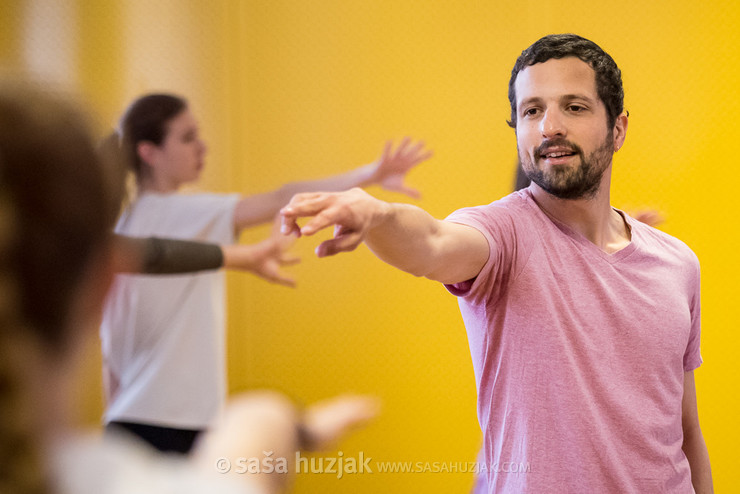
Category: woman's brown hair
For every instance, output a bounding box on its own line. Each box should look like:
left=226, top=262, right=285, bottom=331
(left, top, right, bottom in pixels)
left=0, top=82, right=118, bottom=493
left=117, top=93, right=187, bottom=181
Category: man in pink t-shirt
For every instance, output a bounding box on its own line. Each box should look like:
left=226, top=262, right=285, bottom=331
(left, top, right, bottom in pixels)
left=280, top=34, right=712, bottom=493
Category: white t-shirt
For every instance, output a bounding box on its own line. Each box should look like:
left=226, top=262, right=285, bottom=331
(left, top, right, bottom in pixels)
left=51, top=432, right=260, bottom=494
left=101, top=192, right=240, bottom=429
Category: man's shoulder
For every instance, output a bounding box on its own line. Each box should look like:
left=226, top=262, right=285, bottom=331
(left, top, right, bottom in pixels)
left=447, top=189, right=534, bottom=223
left=630, top=217, right=699, bottom=267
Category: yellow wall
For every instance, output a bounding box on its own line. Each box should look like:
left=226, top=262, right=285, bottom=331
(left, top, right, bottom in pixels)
left=2, top=1, right=739, bottom=492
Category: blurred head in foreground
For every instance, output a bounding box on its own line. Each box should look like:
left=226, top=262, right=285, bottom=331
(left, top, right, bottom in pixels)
left=0, top=82, right=118, bottom=494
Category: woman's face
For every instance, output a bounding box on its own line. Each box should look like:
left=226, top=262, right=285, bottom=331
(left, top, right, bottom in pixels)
left=149, top=109, right=207, bottom=188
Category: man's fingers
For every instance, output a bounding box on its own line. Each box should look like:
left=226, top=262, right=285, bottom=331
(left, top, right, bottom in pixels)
left=280, top=189, right=371, bottom=250
left=316, top=231, right=363, bottom=257
left=280, top=194, right=337, bottom=235
left=277, top=231, right=299, bottom=248
left=280, top=215, right=302, bottom=236
left=281, top=197, right=329, bottom=219
left=272, top=227, right=299, bottom=249
left=300, top=208, right=345, bottom=236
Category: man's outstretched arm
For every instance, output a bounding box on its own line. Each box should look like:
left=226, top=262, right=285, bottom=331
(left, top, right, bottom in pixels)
left=280, top=187, right=488, bottom=285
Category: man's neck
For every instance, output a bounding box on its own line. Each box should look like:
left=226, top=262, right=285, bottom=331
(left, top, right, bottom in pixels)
left=528, top=168, right=631, bottom=254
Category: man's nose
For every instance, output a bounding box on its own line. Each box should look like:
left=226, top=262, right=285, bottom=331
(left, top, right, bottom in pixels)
left=540, top=109, right=566, bottom=138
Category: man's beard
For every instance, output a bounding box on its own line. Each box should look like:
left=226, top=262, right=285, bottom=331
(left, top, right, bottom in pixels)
left=519, top=133, right=613, bottom=200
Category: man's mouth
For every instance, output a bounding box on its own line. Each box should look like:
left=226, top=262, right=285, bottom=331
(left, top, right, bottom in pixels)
left=542, top=151, right=575, bottom=158
left=536, top=138, right=581, bottom=161
left=538, top=148, right=578, bottom=162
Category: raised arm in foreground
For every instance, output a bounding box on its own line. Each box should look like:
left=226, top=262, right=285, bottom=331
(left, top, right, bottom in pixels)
left=280, top=187, right=488, bottom=285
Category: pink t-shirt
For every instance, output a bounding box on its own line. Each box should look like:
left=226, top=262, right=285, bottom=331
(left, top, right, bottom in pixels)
left=446, top=188, right=701, bottom=494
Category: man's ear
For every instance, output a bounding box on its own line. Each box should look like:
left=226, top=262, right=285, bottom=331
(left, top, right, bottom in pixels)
left=613, top=112, right=628, bottom=152
left=136, top=141, right=158, bottom=168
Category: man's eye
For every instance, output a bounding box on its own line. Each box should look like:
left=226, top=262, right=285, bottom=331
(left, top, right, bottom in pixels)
left=524, top=108, right=539, bottom=116
left=568, top=105, right=585, bottom=112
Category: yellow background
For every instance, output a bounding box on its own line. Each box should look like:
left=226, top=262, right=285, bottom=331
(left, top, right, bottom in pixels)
left=2, top=0, right=738, bottom=492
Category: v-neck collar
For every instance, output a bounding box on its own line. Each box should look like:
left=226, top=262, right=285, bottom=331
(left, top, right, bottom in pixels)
left=523, top=190, right=638, bottom=265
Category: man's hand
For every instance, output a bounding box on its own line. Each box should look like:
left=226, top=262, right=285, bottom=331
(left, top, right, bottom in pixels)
left=281, top=187, right=488, bottom=283
left=369, top=137, right=432, bottom=199
left=280, top=188, right=389, bottom=257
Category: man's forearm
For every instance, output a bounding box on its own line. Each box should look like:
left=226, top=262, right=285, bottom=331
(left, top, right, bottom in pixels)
left=683, top=428, right=713, bottom=493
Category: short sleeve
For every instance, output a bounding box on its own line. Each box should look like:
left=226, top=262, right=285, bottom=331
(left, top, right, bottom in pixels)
left=443, top=203, right=530, bottom=306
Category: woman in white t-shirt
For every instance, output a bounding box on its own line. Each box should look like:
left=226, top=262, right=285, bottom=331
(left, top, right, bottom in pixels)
left=0, top=83, right=377, bottom=494
left=102, top=93, right=428, bottom=453
left=0, top=82, right=244, bottom=494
